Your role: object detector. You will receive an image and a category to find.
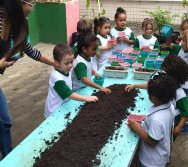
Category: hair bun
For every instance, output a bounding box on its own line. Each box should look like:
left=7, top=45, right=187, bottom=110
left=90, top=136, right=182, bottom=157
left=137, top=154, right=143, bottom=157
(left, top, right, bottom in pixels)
left=116, top=7, right=125, bottom=13
left=94, top=17, right=99, bottom=25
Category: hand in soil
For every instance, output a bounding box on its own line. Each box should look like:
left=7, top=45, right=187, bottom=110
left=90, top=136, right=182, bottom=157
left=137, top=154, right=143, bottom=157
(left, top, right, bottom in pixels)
left=85, top=96, right=98, bottom=102
left=99, top=87, right=111, bottom=94
left=125, top=84, right=135, bottom=92
left=128, top=119, right=141, bottom=132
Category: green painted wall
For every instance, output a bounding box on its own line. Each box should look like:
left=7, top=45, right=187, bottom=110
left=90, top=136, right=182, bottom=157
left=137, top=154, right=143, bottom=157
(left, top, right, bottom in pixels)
left=28, top=5, right=40, bottom=45
left=28, top=3, right=67, bottom=45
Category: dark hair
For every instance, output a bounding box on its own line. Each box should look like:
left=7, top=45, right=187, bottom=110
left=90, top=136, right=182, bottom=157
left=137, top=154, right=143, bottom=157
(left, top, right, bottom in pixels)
left=53, top=43, right=72, bottom=63
left=161, top=55, right=188, bottom=87
left=148, top=74, right=177, bottom=104
left=142, top=18, right=154, bottom=31
left=180, top=18, right=188, bottom=30
left=77, top=33, right=98, bottom=55
left=77, top=19, right=92, bottom=34
left=94, top=16, right=110, bottom=34
left=0, top=0, right=28, bottom=58
left=115, top=7, right=126, bottom=20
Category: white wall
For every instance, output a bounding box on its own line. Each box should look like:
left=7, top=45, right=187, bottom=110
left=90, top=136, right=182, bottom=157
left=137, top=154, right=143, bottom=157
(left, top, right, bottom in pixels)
left=79, top=0, right=187, bottom=24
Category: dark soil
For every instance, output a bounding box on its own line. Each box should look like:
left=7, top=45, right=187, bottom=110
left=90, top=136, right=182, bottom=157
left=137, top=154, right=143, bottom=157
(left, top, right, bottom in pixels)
left=135, top=68, right=155, bottom=73
left=34, top=84, right=138, bottom=167
left=105, top=66, right=126, bottom=71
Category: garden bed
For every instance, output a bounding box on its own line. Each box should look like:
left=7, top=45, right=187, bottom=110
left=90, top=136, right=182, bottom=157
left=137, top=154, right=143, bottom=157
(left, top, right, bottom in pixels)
left=34, top=84, right=138, bottom=167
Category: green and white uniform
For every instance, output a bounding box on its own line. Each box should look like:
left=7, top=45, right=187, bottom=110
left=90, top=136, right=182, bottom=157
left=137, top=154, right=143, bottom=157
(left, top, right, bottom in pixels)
left=171, top=88, right=188, bottom=126
left=97, top=34, right=112, bottom=69
left=110, top=27, right=135, bottom=50
left=172, top=44, right=188, bottom=95
left=134, top=34, right=159, bottom=49
left=72, top=54, right=92, bottom=90
left=45, top=69, right=73, bottom=118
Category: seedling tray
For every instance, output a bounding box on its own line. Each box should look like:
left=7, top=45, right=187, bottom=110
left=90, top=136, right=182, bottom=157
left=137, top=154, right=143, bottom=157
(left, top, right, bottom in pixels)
left=133, top=68, right=156, bottom=80
left=103, top=66, right=129, bottom=78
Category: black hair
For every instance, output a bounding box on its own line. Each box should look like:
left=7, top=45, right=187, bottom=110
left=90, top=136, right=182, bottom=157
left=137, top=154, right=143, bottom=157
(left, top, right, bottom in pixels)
left=0, top=0, right=28, bottom=58
left=53, top=43, right=72, bottom=63
left=161, top=55, right=188, bottom=87
left=180, top=18, right=188, bottom=31
left=147, top=74, right=177, bottom=104
left=76, top=33, right=98, bottom=55
left=115, top=7, right=126, bottom=20
left=94, top=16, right=110, bottom=35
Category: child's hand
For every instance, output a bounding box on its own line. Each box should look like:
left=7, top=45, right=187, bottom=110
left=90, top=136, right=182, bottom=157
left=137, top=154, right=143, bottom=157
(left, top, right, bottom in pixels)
left=94, top=73, right=100, bottom=78
left=85, top=96, right=98, bottom=102
left=96, top=51, right=101, bottom=58
left=125, top=84, right=135, bottom=92
left=99, top=87, right=111, bottom=94
left=117, top=37, right=126, bottom=42
left=107, top=43, right=115, bottom=49
left=161, top=43, right=168, bottom=49
left=173, top=126, right=182, bottom=136
left=128, top=119, right=141, bottom=131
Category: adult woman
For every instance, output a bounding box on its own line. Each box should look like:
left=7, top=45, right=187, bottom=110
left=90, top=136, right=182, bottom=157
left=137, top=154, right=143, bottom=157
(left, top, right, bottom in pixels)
left=0, top=0, right=55, bottom=158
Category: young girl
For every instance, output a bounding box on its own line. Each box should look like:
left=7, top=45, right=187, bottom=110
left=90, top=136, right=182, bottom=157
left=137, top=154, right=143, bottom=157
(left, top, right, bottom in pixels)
left=126, top=55, right=188, bottom=137
left=110, top=7, right=135, bottom=50
left=162, top=19, right=188, bottom=96
left=72, top=33, right=111, bottom=94
left=134, top=18, right=160, bottom=49
left=94, top=16, right=115, bottom=69
left=45, top=43, right=98, bottom=118
left=129, top=73, right=176, bottom=167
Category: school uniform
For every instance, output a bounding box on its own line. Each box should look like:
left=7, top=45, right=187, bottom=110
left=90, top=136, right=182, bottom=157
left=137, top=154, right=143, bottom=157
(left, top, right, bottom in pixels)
left=172, top=44, right=188, bottom=96
left=171, top=88, right=188, bottom=127
left=44, top=69, right=73, bottom=118
left=72, top=54, right=92, bottom=90
left=97, top=34, right=112, bottom=69
left=110, top=27, right=135, bottom=50
left=139, top=103, right=175, bottom=167
left=134, top=34, right=159, bottom=50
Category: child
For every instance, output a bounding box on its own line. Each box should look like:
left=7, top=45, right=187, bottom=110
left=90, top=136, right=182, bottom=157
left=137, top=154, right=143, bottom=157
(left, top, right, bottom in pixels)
left=94, top=16, right=116, bottom=69
left=72, top=33, right=111, bottom=94
left=110, top=7, right=135, bottom=50
left=134, top=18, right=160, bottom=50
left=71, top=19, right=92, bottom=55
left=162, top=19, right=188, bottom=96
left=129, top=73, right=176, bottom=167
left=44, top=43, right=98, bottom=118
left=126, top=55, right=188, bottom=137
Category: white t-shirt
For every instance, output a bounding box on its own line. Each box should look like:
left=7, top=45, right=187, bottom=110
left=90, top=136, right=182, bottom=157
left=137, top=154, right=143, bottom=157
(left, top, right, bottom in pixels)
left=139, top=103, right=175, bottom=167
left=97, top=34, right=112, bottom=69
left=72, top=54, right=92, bottom=90
left=44, top=69, right=72, bottom=118
left=110, top=27, right=134, bottom=50
left=136, top=34, right=158, bottom=50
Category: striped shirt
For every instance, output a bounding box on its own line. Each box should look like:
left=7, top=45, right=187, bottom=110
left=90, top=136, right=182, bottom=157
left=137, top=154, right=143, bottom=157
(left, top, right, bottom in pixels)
left=0, top=17, right=41, bottom=74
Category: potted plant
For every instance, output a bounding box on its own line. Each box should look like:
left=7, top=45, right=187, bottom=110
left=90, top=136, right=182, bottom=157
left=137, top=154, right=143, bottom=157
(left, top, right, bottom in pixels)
left=145, top=6, right=179, bottom=44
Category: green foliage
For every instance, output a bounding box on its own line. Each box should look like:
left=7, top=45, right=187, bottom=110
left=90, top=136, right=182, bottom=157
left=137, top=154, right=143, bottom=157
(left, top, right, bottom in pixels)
left=182, top=0, right=188, bottom=20
left=145, top=6, right=178, bottom=35
left=84, top=0, right=106, bottom=19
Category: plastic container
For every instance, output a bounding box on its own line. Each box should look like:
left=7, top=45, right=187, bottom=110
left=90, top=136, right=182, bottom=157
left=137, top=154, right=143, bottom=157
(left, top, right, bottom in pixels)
left=118, top=55, right=126, bottom=59
left=140, top=51, right=149, bottom=58
left=108, top=55, right=117, bottom=63
left=130, top=53, right=139, bottom=57
left=159, top=55, right=167, bottom=59
left=154, top=62, right=162, bottom=69
left=126, top=55, right=137, bottom=61
left=131, top=50, right=140, bottom=55
left=133, top=48, right=141, bottom=51
left=128, top=114, right=146, bottom=122
left=112, top=50, right=122, bottom=56
left=122, top=48, right=132, bottom=56
left=132, top=62, right=142, bottom=70
left=145, top=61, right=154, bottom=69
left=120, top=62, right=130, bottom=68
left=93, top=76, right=104, bottom=86
left=115, top=58, right=124, bottom=63
left=146, top=57, right=155, bottom=63
left=103, top=66, right=129, bottom=78
left=152, top=48, right=160, bottom=52
left=160, top=50, right=169, bottom=56
left=161, top=25, right=173, bottom=37
left=148, top=54, right=157, bottom=59
left=133, top=68, right=156, bottom=80
left=150, top=51, right=159, bottom=56
left=110, top=61, right=120, bottom=66
left=155, top=58, right=164, bottom=63
left=137, top=56, right=146, bottom=65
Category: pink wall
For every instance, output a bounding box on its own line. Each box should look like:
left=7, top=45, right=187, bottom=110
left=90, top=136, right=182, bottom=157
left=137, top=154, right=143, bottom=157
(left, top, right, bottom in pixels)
left=66, top=0, right=80, bottom=45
